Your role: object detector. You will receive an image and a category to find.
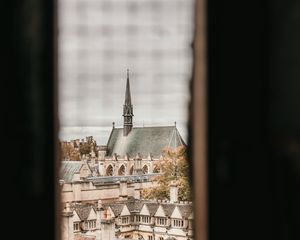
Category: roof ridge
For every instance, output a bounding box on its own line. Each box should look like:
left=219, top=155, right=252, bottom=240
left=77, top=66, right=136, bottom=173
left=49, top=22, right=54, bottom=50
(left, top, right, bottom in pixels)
left=133, top=126, right=175, bottom=129
left=109, top=125, right=176, bottom=129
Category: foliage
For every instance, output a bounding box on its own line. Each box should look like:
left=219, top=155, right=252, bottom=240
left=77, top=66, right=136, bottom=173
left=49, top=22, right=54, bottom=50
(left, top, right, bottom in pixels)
left=141, top=145, right=192, bottom=201
left=60, top=143, right=80, bottom=161
left=60, top=137, right=98, bottom=161
left=79, top=142, right=92, bottom=156
left=79, top=140, right=98, bottom=157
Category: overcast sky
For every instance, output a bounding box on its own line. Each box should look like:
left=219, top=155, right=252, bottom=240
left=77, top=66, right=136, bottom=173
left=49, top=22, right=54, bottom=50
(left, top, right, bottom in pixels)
left=58, top=0, right=194, bottom=144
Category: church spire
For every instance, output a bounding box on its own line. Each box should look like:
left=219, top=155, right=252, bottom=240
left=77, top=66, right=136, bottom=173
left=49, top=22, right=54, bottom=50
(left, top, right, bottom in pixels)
left=123, top=69, right=133, bottom=136
left=125, top=69, right=132, bottom=105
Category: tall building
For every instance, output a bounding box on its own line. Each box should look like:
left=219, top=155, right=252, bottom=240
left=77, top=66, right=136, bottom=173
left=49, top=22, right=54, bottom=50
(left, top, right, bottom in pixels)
left=107, top=70, right=185, bottom=159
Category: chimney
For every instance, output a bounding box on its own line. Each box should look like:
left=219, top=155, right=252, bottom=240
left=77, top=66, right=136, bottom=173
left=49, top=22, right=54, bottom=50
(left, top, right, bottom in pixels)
left=134, top=182, right=142, bottom=200
left=65, top=202, right=71, bottom=212
left=119, top=180, right=128, bottom=200
left=170, top=180, right=178, bottom=203
left=97, top=200, right=103, bottom=209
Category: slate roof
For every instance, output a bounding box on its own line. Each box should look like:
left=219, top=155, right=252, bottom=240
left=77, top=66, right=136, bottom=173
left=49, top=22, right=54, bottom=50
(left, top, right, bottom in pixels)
left=177, top=204, right=193, bottom=218
left=107, top=126, right=185, bottom=158
left=145, top=203, right=160, bottom=216
left=161, top=204, right=176, bottom=217
left=107, top=203, right=125, bottom=216
left=73, top=204, right=94, bottom=221
left=60, top=161, right=83, bottom=182
left=126, top=200, right=144, bottom=213
left=103, top=200, right=193, bottom=220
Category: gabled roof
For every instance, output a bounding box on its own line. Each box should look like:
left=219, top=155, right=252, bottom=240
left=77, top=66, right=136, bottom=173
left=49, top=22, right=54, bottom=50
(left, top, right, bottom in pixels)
left=73, top=209, right=81, bottom=222
left=170, top=206, right=182, bottom=219
left=73, top=204, right=94, bottom=221
left=139, top=204, right=150, bottom=216
left=154, top=205, right=166, bottom=217
left=126, top=200, right=144, bottom=213
left=106, top=206, right=116, bottom=218
left=145, top=203, right=160, bottom=216
left=177, top=204, right=193, bottom=219
left=120, top=205, right=131, bottom=216
left=107, top=203, right=124, bottom=216
left=60, top=161, right=83, bottom=182
left=161, top=204, right=176, bottom=217
left=107, top=126, right=185, bottom=158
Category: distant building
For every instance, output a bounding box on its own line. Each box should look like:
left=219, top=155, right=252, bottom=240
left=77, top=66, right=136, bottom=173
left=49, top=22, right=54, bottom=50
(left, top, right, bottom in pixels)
left=98, top=70, right=184, bottom=177
left=62, top=184, right=193, bottom=240
left=60, top=71, right=191, bottom=240
left=107, top=69, right=184, bottom=157
left=60, top=71, right=186, bottom=203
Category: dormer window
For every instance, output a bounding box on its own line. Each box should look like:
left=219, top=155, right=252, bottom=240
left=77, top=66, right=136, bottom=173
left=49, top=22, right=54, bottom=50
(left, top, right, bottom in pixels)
left=88, top=220, right=96, bottom=229
left=121, top=216, right=130, bottom=224
left=141, top=215, right=151, bottom=223
left=73, top=222, right=80, bottom=231
left=172, top=219, right=184, bottom=228
left=156, top=217, right=167, bottom=226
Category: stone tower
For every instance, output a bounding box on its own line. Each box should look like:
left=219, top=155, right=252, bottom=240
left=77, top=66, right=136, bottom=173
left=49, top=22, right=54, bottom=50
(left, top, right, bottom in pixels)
left=123, top=69, right=133, bottom=136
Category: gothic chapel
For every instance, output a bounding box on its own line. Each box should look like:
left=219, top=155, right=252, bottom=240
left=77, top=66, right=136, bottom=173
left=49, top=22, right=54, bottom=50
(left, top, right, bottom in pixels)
left=107, top=70, right=185, bottom=156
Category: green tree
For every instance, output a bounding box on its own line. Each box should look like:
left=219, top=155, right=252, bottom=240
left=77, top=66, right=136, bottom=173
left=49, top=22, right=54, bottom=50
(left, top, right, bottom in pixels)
left=141, top=145, right=192, bottom=201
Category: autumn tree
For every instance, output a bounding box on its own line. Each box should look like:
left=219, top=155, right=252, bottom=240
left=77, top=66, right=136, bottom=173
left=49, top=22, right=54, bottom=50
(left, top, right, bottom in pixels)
left=60, top=137, right=98, bottom=161
left=79, top=139, right=98, bottom=157
left=60, top=142, right=80, bottom=161
left=69, top=148, right=81, bottom=161
left=79, top=142, right=91, bottom=156
left=141, top=145, right=192, bottom=201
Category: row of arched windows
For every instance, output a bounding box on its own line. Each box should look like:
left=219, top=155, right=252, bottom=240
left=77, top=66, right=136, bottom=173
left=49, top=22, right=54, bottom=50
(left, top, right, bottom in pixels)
left=105, top=164, right=160, bottom=176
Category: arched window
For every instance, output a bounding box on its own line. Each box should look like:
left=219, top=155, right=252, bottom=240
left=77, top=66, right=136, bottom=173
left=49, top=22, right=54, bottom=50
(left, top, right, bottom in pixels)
left=142, top=165, right=148, bottom=174
left=106, top=165, right=113, bottom=176
left=129, top=166, right=134, bottom=175
left=118, top=165, right=125, bottom=175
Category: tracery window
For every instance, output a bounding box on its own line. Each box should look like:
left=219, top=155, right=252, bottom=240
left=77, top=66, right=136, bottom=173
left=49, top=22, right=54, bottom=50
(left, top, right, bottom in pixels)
left=118, top=165, right=125, bottom=175
left=142, top=165, right=148, bottom=174
left=106, top=165, right=113, bottom=176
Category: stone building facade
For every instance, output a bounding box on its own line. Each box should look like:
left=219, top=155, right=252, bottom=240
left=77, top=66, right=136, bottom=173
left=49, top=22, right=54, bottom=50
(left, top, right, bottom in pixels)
left=62, top=186, right=194, bottom=240
left=61, top=72, right=192, bottom=240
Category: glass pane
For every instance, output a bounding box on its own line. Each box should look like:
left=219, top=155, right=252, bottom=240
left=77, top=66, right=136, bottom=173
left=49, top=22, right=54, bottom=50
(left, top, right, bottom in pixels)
left=58, top=1, right=195, bottom=240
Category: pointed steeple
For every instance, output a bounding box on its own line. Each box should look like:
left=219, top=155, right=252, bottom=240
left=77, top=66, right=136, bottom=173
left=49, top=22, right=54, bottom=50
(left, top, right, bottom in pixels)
left=123, top=69, right=134, bottom=136
left=125, top=69, right=132, bottom=105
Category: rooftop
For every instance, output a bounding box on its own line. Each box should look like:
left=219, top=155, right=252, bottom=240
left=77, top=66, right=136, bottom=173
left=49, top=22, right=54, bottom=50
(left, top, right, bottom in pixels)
left=107, top=126, right=185, bottom=158
left=60, top=161, right=83, bottom=182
